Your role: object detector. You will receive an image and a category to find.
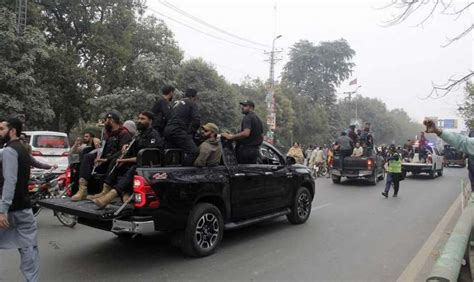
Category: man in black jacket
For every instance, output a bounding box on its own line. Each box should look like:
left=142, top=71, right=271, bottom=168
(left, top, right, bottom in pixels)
left=164, top=88, right=201, bottom=166
left=0, top=118, right=39, bottom=282
left=151, top=85, right=175, bottom=136
left=93, top=111, right=161, bottom=208
left=72, top=112, right=132, bottom=201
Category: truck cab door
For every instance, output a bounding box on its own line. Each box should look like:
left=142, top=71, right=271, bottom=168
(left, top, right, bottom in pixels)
left=229, top=164, right=269, bottom=219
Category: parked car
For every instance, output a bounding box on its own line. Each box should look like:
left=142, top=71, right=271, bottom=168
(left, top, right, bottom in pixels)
left=38, top=140, right=315, bottom=257
left=402, top=144, right=443, bottom=178
left=23, top=131, right=70, bottom=174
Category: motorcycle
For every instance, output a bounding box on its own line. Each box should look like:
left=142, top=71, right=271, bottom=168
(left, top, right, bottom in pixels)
left=29, top=168, right=77, bottom=227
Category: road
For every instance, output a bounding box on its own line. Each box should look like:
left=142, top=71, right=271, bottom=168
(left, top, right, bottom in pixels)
left=0, top=168, right=466, bottom=281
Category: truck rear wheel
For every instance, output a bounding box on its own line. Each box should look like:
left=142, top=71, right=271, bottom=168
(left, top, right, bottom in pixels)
left=287, top=187, right=312, bottom=224
left=332, top=175, right=341, bottom=184
left=430, top=165, right=436, bottom=179
left=182, top=203, right=224, bottom=257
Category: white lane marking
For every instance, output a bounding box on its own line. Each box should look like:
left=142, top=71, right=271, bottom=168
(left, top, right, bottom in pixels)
left=312, top=203, right=333, bottom=211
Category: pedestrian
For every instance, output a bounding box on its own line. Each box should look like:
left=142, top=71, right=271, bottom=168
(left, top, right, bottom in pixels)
left=425, top=119, right=474, bottom=191
left=287, top=142, right=305, bottom=164
left=0, top=118, right=40, bottom=282
left=70, top=136, right=84, bottom=155
left=382, top=144, right=402, bottom=198
left=221, top=100, right=264, bottom=164
left=351, top=142, right=363, bottom=158
left=123, top=120, right=137, bottom=136
left=164, top=88, right=201, bottom=166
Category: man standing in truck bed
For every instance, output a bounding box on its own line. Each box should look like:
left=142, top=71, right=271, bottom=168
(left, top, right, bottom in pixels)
left=222, top=100, right=264, bottom=164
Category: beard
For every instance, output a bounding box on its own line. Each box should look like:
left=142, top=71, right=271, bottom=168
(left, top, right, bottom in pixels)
left=105, top=123, right=112, bottom=132
left=136, top=123, right=148, bottom=131
left=0, top=135, right=10, bottom=147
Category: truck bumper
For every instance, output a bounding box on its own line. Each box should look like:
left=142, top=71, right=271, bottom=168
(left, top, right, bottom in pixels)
left=331, top=170, right=373, bottom=177
left=112, top=219, right=155, bottom=234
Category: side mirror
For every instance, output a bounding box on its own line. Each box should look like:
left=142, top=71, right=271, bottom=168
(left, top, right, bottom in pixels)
left=286, top=156, right=296, bottom=165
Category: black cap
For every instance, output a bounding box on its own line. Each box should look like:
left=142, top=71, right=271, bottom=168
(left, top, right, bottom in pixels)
left=185, top=88, right=198, bottom=97
left=240, top=100, right=255, bottom=107
left=104, top=111, right=121, bottom=123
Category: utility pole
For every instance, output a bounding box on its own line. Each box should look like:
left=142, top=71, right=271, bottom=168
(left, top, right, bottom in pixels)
left=264, top=35, right=282, bottom=145
left=16, top=0, right=28, bottom=34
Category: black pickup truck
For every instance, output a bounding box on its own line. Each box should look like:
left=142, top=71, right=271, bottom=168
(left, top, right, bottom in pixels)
left=39, top=140, right=315, bottom=257
left=330, top=147, right=385, bottom=185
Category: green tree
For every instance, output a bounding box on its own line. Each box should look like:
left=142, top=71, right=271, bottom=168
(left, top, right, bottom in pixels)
left=176, top=58, right=241, bottom=131
left=458, top=82, right=474, bottom=129
left=282, top=39, right=355, bottom=106
left=0, top=8, right=54, bottom=128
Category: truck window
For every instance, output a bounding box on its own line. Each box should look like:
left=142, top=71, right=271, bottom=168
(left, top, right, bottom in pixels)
left=259, top=145, right=284, bottom=165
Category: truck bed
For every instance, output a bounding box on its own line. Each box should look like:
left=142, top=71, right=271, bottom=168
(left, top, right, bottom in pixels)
left=39, top=198, right=133, bottom=220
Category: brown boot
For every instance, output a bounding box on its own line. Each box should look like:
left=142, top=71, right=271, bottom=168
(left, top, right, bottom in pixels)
left=87, top=183, right=112, bottom=200
left=93, top=189, right=118, bottom=209
left=71, top=178, right=88, bottom=201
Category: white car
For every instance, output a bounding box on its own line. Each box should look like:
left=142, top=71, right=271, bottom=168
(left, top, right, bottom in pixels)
left=23, top=131, right=70, bottom=174
left=401, top=144, right=444, bottom=178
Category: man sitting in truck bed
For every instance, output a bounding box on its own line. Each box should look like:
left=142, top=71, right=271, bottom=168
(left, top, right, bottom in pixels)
left=92, top=111, right=161, bottom=208
left=194, top=123, right=222, bottom=167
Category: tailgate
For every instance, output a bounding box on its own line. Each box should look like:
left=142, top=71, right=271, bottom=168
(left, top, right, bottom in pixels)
left=344, top=157, right=370, bottom=170
left=38, top=198, right=133, bottom=220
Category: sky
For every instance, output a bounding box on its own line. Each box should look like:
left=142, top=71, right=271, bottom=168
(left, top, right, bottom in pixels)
left=146, top=0, right=473, bottom=127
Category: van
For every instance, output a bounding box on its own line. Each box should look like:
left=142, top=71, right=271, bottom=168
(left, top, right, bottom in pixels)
left=23, top=131, right=70, bottom=174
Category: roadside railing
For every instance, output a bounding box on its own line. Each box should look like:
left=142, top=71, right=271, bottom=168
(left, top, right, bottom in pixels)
left=427, top=180, right=473, bottom=282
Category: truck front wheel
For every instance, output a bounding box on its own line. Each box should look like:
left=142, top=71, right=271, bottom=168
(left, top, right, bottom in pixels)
left=332, top=175, right=341, bottom=184
left=287, top=187, right=312, bottom=224
left=182, top=203, right=224, bottom=257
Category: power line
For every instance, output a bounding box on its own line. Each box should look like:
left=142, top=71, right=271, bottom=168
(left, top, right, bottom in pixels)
left=147, top=7, right=266, bottom=51
left=158, top=0, right=271, bottom=49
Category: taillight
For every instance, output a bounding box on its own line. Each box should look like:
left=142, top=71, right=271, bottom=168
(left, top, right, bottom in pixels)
left=367, top=159, right=373, bottom=169
left=32, top=151, right=42, bottom=156
left=62, top=152, right=70, bottom=156
left=428, top=154, right=433, bottom=163
left=133, top=176, right=159, bottom=208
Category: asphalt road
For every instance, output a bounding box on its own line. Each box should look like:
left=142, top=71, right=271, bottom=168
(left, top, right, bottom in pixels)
left=0, top=168, right=467, bottom=281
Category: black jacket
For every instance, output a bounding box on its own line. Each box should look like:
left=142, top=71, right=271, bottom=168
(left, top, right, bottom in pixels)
left=151, top=97, right=172, bottom=135
left=103, top=127, right=132, bottom=161
left=166, top=98, right=201, bottom=135
left=0, top=140, right=32, bottom=212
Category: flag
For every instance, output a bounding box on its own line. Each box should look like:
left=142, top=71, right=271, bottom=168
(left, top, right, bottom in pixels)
left=349, top=78, right=357, bottom=85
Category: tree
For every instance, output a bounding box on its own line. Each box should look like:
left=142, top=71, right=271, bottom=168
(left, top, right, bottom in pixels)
left=458, top=82, right=474, bottom=129
left=0, top=8, right=54, bottom=128
left=28, top=1, right=182, bottom=132
left=176, top=58, right=241, bottom=131
left=383, top=0, right=474, bottom=98
left=282, top=39, right=355, bottom=106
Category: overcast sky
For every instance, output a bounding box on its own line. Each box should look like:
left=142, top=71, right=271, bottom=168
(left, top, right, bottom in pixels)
left=147, top=0, right=473, bottom=127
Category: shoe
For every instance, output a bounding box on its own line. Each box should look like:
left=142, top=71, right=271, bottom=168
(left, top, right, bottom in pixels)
left=381, top=192, right=388, bottom=198
left=393, top=194, right=398, bottom=197
left=93, top=189, right=118, bottom=209
left=87, top=184, right=112, bottom=200
left=71, top=178, right=88, bottom=201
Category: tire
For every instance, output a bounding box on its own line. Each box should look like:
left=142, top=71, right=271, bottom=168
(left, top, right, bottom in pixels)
left=320, top=166, right=328, bottom=177
left=332, top=175, right=341, bottom=184
left=55, top=212, right=77, bottom=228
left=182, top=203, right=224, bottom=257
left=287, top=187, right=312, bottom=225
left=437, top=168, right=443, bottom=177
left=430, top=166, right=436, bottom=179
